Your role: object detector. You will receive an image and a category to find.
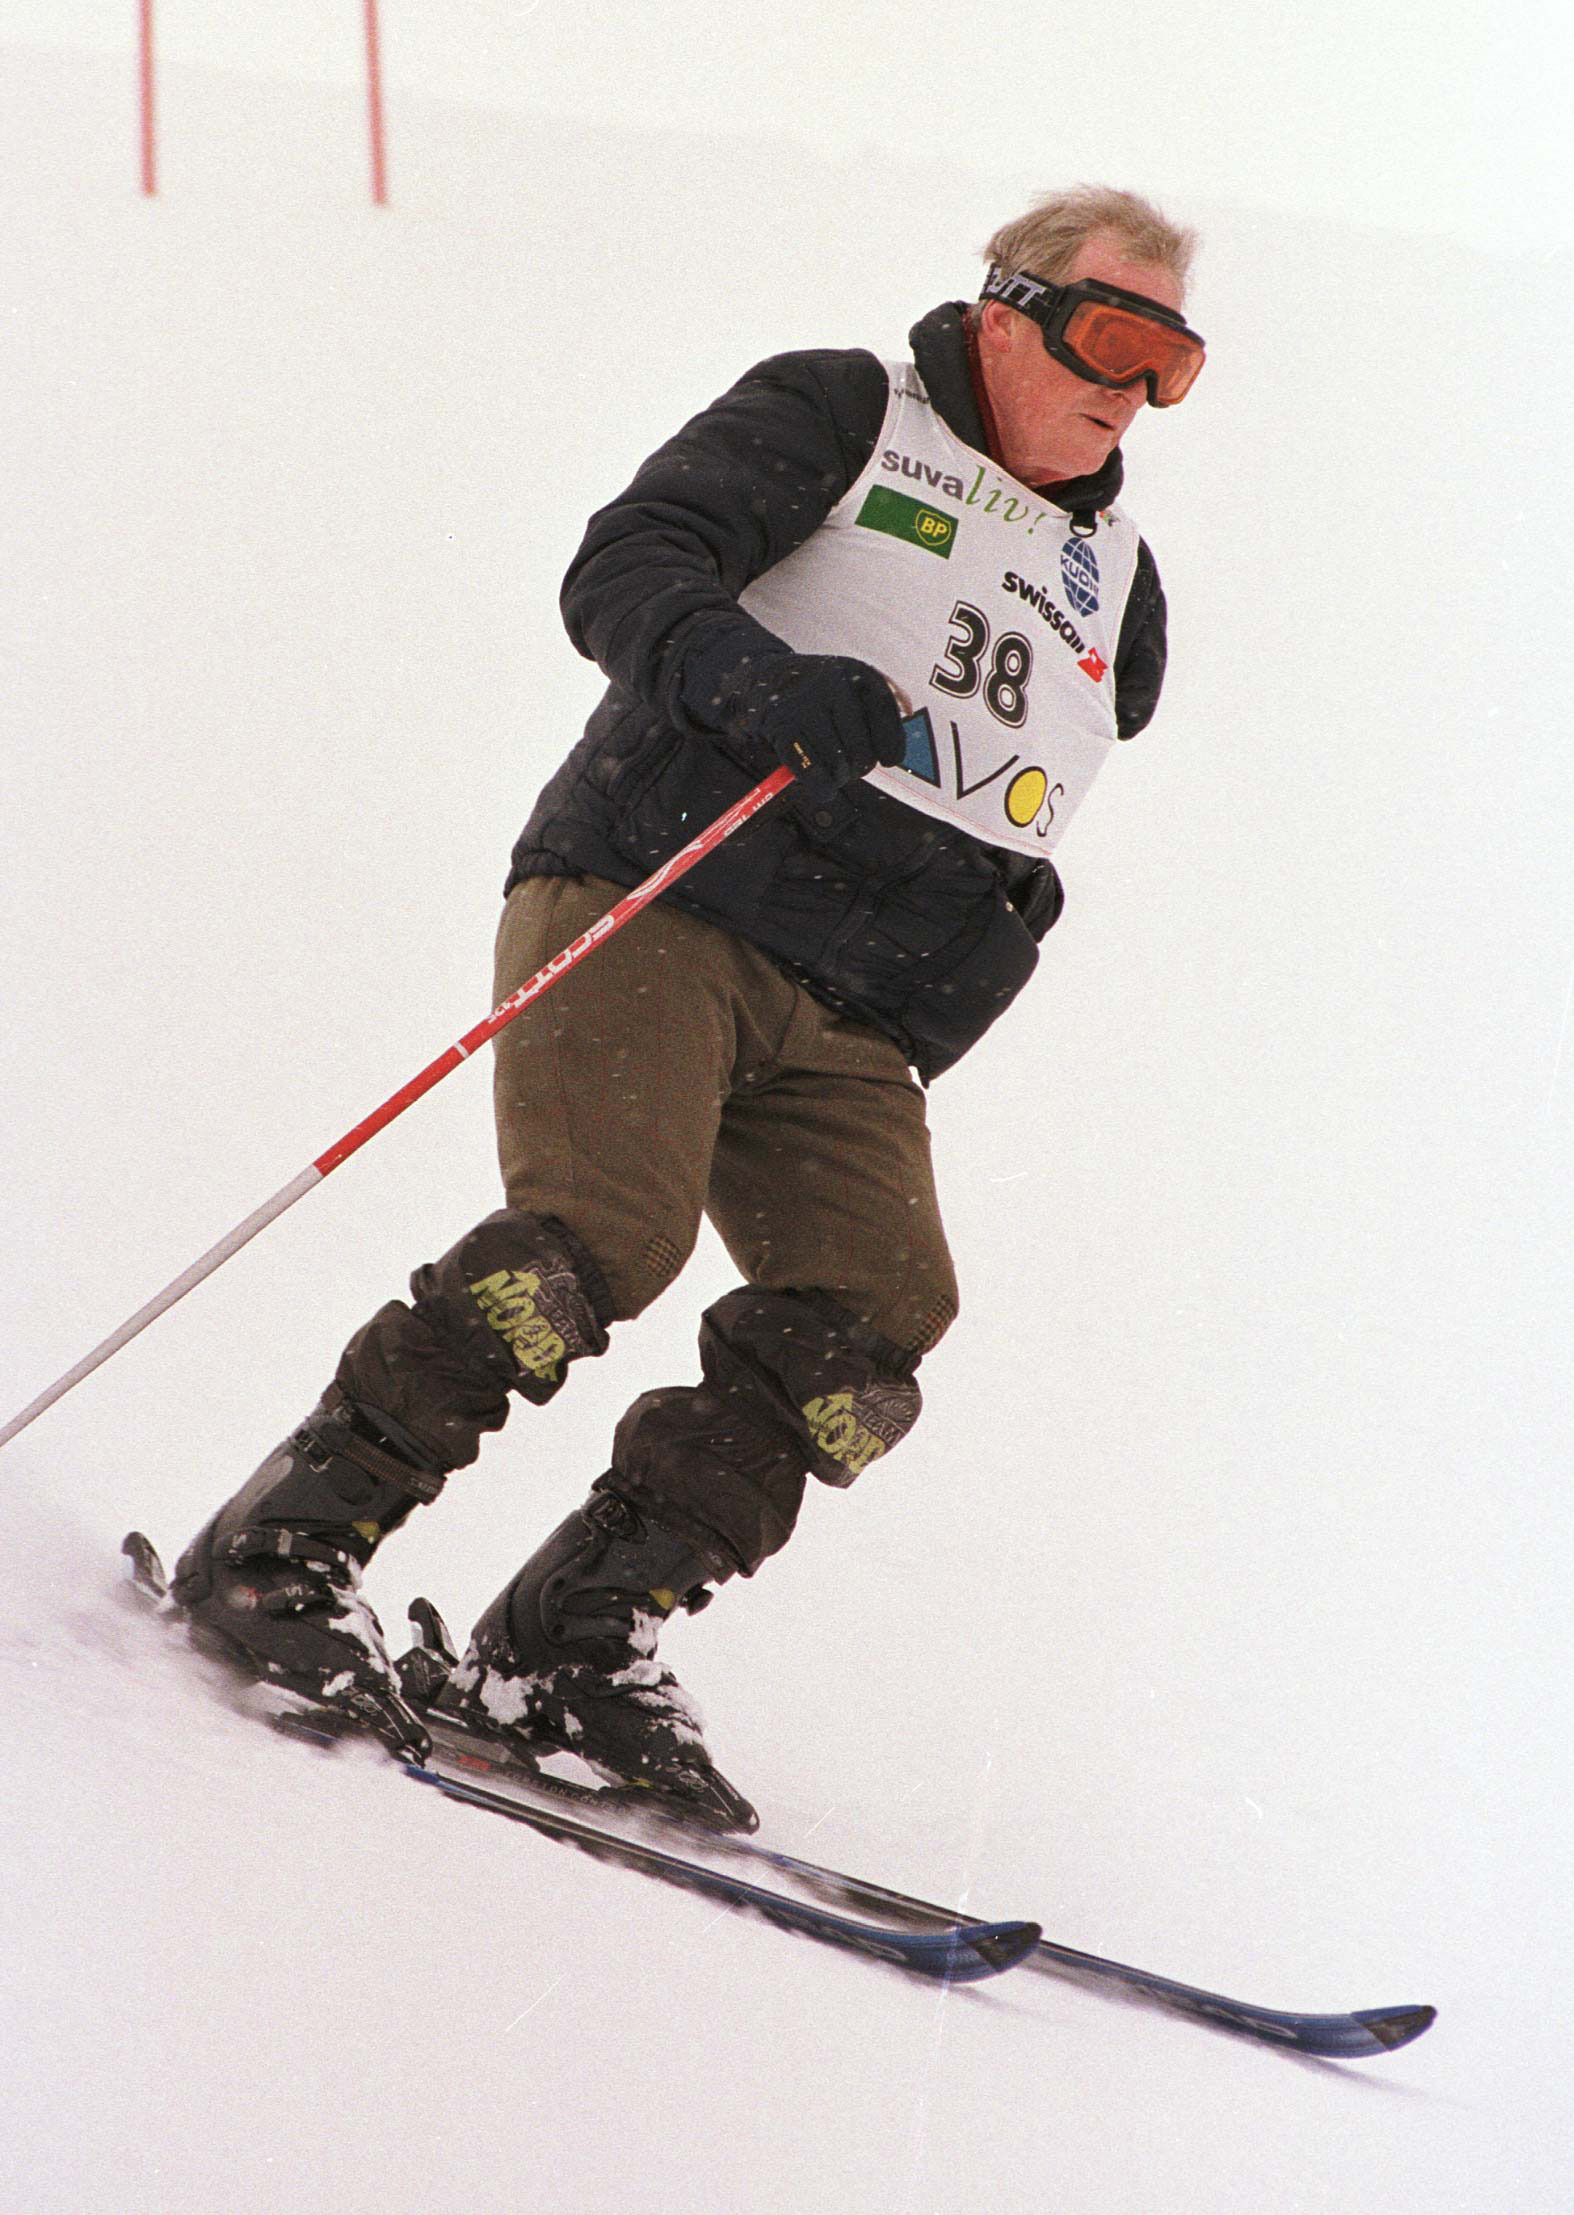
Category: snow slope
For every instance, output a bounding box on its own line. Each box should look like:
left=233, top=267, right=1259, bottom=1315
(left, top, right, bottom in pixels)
left=3, top=39, right=1571, bottom=2215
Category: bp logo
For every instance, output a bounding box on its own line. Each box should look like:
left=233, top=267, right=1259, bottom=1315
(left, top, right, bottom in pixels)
left=1059, top=537, right=1100, bottom=615
left=855, top=485, right=957, bottom=559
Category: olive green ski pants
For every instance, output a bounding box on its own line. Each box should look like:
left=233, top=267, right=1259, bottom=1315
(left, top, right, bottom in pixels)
left=492, top=874, right=959, bottom=1365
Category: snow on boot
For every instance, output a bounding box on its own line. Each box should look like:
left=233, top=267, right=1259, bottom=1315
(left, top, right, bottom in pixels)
left=450, top=1486, right=758, bottom=1833
left=170, top=1387, right=446, bottom=1757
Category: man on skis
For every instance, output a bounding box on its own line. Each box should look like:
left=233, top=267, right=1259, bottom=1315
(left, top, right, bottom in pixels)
left=171, top=184, right=1204, bottom=1832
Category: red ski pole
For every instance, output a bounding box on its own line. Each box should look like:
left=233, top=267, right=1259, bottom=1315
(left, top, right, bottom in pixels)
left=0, top=766, right=793, bottom=1452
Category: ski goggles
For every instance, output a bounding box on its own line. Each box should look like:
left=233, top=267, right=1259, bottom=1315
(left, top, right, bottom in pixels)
left=981, top=264, right=1206, bottom=407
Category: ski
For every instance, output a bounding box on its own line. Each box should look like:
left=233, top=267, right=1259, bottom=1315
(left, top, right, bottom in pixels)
left=389, top=1600, right=1436, bottom=2060
left=409, top=1703, right=1435, bottom=2059
left=121, top=1534, right=1436, bottom=2049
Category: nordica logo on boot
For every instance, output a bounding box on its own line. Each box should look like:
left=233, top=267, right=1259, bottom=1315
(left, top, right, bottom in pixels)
left=469, top=1268, right=569, bottom=1386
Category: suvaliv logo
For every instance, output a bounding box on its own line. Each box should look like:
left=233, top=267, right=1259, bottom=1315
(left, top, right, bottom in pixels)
left=1060, top=536, right=1100, bottom=615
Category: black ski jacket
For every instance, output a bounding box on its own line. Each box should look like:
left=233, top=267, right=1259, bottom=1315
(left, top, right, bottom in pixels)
left=507, top=302, right=1168, bottom=1080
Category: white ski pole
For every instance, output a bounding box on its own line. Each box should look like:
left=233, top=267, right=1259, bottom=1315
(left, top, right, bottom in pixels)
left=0, top=766, right=794, bottom=1453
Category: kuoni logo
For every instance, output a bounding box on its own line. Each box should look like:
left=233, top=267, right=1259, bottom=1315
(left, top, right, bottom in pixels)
left=855, top=485, right=957, bottom=558
left=1059, top=536, right=1100, bottom=615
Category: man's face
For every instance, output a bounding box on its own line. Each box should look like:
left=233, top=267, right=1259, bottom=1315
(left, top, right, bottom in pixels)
left=977, top=231, right=1186, bottom=487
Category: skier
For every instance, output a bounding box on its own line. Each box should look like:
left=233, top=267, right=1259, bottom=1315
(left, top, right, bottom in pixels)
left=171, top=184, right=1204, bottom=1831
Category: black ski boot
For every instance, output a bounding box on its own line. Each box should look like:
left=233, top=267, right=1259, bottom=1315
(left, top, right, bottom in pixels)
left=450, top=1486, right=758, bottom=1832
left=171, top=1386, right=447, bottom=1757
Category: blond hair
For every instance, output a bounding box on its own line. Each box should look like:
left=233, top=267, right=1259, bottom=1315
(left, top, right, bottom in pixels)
left=982, top=186, right=1198, bottom=297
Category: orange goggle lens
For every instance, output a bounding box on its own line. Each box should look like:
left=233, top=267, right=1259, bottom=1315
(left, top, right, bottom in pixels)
left=1062, top=299, right=1206, bottom=406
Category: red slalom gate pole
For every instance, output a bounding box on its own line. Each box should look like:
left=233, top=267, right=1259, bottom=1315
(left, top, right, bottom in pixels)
left=364, top=0, right=389, bottom=207
left=0, top=767, right=793, bottom=1453
left=138, top=0, right=157, bottom=196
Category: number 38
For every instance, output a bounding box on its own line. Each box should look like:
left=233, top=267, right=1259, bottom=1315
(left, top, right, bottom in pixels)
left=930, top=601, right=1033, bottom=729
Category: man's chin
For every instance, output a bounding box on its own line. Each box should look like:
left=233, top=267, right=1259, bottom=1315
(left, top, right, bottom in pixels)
left=1030, top=439, right=1116, bottom=485
left=1005, top=421, right=1120, bottom=484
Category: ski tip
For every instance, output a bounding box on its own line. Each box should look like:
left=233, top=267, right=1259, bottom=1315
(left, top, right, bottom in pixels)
left=958, top=1918, right=1043, bottom=1977
left=1352, top=2003, right=1437, bottom=2052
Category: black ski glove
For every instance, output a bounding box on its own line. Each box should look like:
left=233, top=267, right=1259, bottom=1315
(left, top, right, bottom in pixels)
left=731, top=653, right=908, bottom=806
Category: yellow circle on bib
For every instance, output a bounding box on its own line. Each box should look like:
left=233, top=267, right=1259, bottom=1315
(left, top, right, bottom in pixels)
left=1005, top=767, right=1048, bottom=828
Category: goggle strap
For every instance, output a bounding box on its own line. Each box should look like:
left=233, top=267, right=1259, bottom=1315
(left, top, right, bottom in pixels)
left=981, top=262, right=1200, bottom=342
